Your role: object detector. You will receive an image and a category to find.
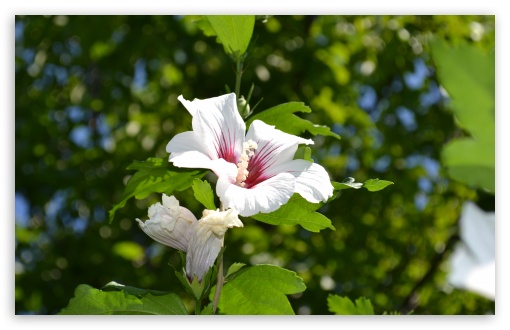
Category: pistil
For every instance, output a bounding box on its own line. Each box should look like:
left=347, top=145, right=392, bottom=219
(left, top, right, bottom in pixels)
left=236, top=139, right=257, bottom=187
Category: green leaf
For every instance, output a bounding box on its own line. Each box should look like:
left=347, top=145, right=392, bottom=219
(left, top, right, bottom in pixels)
left=112, top=241, right=144, bottom=262
left=205, top=15, right=255, bottom=57
left=442, top=138, right=495, bottom=193
left=328, top=295, right=375, bottom=315
left=430, top=38, right=494, bottom=142
left=363, top=179, right=394, bottom=192
left=251, top=194, right=335, bottom=232
left=89, top=41, right=115, bottom=61
left=58, top=283, right=188, bottom=315
left=294, top=146, right=313, bottom=162
left=430, top=39, right=495, bottom=194
left=102, top=281, right=169, bottom=296
left=210, top=264, right=306, bottom=315
left=192, top=178, right=216, bottom=210
left=246, top=102, right=341, bottom=139
left=333, top=177, right=363, bottom=190
left=109, top=157, right=205, bottom=223
left=332, top=178, right=394, bottom=192
left=225, top=263, right=246, bottom=279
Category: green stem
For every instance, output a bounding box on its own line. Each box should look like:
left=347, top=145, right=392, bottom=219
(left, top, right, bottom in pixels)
left=195, top=298, right=202, bottom=315
left=234, top=57, right=243, bottom=100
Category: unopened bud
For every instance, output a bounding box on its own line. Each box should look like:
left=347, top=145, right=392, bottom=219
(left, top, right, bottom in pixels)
left=237, top=96, right=252, bottom=118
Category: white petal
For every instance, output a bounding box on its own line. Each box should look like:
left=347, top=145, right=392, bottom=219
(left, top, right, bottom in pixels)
left=217, top=173, right=296, bottom=217
left=177, top=94, right=199, bottom=116
left=243, top=120, right=312, bottom=188
left=269, top=159, right=334, bottom=203
left=136, top=194, right=197, bottom=252
left=167, top=132, right=238, bottom=179
left=167, top=131, right=214, bottom=166
left=199, top=208, right=244, bottom=232
left=186, top=209, right=243, bottom=281
left=447, top=201, right=495, bottom=300
left=209, top=158, right=238, bottom=181
left=448, top=243, right=496, bottom=300
left=459, top=201, right=495, bottom=262
left=183, top=93, right=245, bottom=165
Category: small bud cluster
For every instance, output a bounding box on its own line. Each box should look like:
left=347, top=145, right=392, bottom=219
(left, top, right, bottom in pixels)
left=236, top=139, right=258, bottom=187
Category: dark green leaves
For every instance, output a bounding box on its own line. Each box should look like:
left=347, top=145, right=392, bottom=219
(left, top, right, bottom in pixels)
left=328, top=295, right=374, bottom=315
left=430, top=39, right=495, bottom=193
left=333, top=178, right=394, bottom=192
left=247, top=102, right=341, bottom=139
left=198, top=16, right=255, bottom=59
left=251, top=194, right=335, bottom=232
left=109, top=157, right=205, bottom=223
left=192, top=178, right=216, bottom=210
left=210, top=264, right=306, bottom=315
left=58, top=283, right=188, bottom=315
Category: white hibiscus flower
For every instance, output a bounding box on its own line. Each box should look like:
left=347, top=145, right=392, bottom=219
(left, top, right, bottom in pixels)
left=137, top=194, right=243, bottom=282
left=166, top=93, right=334, bottom=217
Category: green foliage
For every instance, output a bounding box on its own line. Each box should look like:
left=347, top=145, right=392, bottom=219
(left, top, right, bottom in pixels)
left=430, top=39, right=495, bottom=193
left=430, top=39, right=494, bottom=142
left=225, top=262, right=246, bottom=279
left=175, top=262, right=217, bottom=301
left=246, top=102, right=341, bottom=139
left=112, top=241, right=144, bottom=262
left=294, top=146, right=313, bottom=162
left=58, top=283, right=188, bottom=315
left=327, top=295, right=374, bottom=315
left=333, top=178, right=394, bottom=192
left=251, top=194, right=335, bottom=232
left=109, top=157, right=205, bottom=223
left=442, top=140, right=495, bottom=193
left=192, top=178, right=216, bottom=210
left=210, top=264, right=306, bottom=315
left=201, top=15, right=255, bottom=58
left=363, top=179, right=395, bottom=192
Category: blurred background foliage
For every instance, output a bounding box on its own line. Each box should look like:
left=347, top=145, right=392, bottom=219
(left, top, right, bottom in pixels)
left=15, top=15, right=495, bottom=315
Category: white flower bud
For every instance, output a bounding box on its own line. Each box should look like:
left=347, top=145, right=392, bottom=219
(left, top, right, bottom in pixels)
left=237, top=96, right=252, bottom=118
left=136, top=194, right=197, bottom=252
left=186, top=208, right=243, bottom=281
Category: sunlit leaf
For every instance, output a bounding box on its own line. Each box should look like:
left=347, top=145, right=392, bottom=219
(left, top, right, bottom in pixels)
left=109, top=157, right=205, bottom=223
left=15, top=227, right=41, bottom=244
left=225, top=263, right=246, bottom=279
left=89, top=41, right=115, bottom=61
left=442, top=139, right=495, bottom=193
left=192, top=178, right=216, bottom=210
left=294, top=146, right=313, bottom=162
left=328, top=295, right=374, bottom=315
left=251, top=194, right=335, bottom=232
left=363, top=179, right=394, bottom=192
left=210, top=264, right=306, bottom=315
left=332, top=178, right=393, bottom=192
left=205, top=15, right=255, bottom=57
left=58, top=283, right=188, bottom=315
left=430, top=38, right=494, bottom=142
left=112, top=241, right=144, bottom=262
left=247, top=102, right=341, bottom=139
left=431, top=39, right=495, bottom=193
left=333, top=177, right=363, bottom=190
